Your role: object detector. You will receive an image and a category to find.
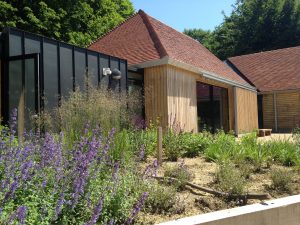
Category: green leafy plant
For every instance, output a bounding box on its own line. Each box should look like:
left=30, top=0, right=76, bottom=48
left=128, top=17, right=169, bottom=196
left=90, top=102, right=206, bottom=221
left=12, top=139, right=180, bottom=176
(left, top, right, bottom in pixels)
left=181, top=133, right=212, bottom=158
left=215, top=162, right=246, bottom=196
left=144, top=182, right=178, bottom=214
left=270, top=168, right=293, bottom=192
left=204, top=131, right=236, bottom=163
left=164, top=161, right=194, bottom=191
left=163, top=129, right=183, bottom=161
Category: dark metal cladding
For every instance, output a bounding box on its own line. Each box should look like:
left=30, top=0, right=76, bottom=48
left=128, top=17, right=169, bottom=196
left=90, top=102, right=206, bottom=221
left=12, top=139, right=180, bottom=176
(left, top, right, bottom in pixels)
left=0, top=27, right=128, bottom=126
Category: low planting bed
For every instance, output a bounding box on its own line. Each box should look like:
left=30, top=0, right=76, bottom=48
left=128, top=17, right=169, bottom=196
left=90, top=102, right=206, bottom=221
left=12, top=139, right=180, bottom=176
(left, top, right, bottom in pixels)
left=138, top=157, right=300, bottom=224
left=2, top=87, right=300, bottom=225
left=135, top=130, right=300, bottom=224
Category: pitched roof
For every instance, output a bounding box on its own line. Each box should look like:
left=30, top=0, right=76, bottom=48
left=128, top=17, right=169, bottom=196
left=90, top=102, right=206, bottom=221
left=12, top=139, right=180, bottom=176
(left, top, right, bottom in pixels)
left=89, top=10, right=250, bottom=87
left=228, top=46, right=300, bottom=92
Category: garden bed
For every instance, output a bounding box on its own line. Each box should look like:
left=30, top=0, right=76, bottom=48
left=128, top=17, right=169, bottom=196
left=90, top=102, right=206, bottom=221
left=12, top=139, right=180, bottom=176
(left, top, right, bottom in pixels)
left=137, top=156, right=300, bottom=225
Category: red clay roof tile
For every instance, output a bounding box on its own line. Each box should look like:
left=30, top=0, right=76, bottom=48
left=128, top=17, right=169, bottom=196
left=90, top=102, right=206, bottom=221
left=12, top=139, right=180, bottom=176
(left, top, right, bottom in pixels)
left=228, top=46, right=300, bottom=92
left=89, top=10, right=249, bottom=86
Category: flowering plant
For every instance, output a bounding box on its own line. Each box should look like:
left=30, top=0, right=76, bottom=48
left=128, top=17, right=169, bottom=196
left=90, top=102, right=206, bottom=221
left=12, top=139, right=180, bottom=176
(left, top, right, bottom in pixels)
left=0, top=109, right=147, bottom=225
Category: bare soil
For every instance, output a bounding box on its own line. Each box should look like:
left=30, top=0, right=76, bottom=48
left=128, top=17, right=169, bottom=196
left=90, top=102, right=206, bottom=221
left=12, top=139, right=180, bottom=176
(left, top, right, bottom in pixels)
left=137, top=156, right=300, bottom=225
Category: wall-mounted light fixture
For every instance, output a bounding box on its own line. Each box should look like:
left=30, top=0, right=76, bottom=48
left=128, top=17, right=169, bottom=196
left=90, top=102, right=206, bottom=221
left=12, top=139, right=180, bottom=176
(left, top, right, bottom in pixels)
left=111, top=68, right=122, bottom=80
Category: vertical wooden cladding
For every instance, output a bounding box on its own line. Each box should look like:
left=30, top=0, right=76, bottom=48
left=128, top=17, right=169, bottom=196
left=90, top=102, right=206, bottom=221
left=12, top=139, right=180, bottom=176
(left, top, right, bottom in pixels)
left=276, top=92, right=300, bottom=130
left=166, top=65, right=197, bottom=132
left=144, top=65, right=168, bottom=128
left=144, top=65, right=197, bottom=132
left=262, top=91, right=300, bottom=131
left=144, top=64, right=258, bottom=134
left=262, top=94, right=275, bottom=129
left=235, top=87, right=258, bottom=133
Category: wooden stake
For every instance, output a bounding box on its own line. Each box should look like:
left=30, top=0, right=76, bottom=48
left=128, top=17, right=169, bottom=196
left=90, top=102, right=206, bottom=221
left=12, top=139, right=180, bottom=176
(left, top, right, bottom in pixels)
left=157, top=126, right=163, bottom=165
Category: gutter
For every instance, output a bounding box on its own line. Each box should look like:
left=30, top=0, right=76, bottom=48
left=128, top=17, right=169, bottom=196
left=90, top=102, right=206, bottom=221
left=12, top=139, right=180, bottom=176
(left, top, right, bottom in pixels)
left=129, top=57, right=257, bottom=92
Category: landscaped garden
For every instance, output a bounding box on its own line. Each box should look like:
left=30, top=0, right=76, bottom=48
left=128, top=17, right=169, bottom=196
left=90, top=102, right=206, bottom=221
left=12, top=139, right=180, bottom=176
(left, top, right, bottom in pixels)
left=1, top=87, right=300, bottom=225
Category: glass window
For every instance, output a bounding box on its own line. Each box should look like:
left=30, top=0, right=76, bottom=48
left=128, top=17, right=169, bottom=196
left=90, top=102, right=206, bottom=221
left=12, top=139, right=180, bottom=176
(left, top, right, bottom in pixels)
left=60, top=45, right=73, bottom=97
left=99, top=55, right=109, bottom=88
left=74, top=49, right=86, bottom=90
left=8, top=60, right=22, bottom=114
left=88, top=52, right=98, bottom=87
left=25, top=58, right=36, bottom=128
left=25, top=35, right=41, bottom=54
left=9, top=32, right=22, bottom=56
left=43, top=40, right=58, bottom=111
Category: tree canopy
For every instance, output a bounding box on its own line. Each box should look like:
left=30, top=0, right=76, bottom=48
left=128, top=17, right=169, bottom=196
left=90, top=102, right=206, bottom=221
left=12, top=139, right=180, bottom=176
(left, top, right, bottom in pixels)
left=184, top=0, right=300, bottom=59
left=0, top=0, right=135, bottom=47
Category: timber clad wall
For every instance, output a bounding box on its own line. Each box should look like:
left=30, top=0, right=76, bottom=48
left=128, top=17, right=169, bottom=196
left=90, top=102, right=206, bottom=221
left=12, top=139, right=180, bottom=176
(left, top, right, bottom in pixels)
left=235, top=87, right=258, bottom=133
left=166, top=65, right=197, bottom=132
left=144, top=66, right=169, bottom=128
left=144, top=65, right=197, bottom=132
left=144, top=64, right=258, bottom=134
left=262, top=94, right=275, bottom=129
left=263, top=91, right=300, bottom=131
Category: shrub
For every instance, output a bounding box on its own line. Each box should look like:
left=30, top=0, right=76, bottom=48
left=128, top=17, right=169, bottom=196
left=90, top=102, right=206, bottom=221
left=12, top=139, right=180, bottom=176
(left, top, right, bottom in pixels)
left=215, top=162, right=246, bottom=196
left=204, top=131, right=236, bottom=163
left=0, top=112, right=147, bottom=225
left=54, top=85, right=142, bottom=144
left=270, top=168, right=293, bottom=192
left=292, top=127, right=300, bottom=146
left=144, top=182, right=178, bottom=214
left=164, top=161, right=194, bottom=191
left=129, top=127, right=157, bottom=160
left=163, top=129, right=183, bottom=161
left=263, top=140, right=299, bottom=167
left=181, top=133, right=212, bottom=158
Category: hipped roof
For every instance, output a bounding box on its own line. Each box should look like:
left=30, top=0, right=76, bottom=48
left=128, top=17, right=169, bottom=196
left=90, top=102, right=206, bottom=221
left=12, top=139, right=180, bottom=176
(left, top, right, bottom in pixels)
left=89, top=10, right=250, bottom=87
left=228, top=46, right=300, bottom=92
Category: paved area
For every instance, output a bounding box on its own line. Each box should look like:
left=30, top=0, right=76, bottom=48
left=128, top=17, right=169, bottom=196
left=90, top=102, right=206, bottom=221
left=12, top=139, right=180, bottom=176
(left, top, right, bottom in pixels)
left=257, top=133, right=293, bottom=142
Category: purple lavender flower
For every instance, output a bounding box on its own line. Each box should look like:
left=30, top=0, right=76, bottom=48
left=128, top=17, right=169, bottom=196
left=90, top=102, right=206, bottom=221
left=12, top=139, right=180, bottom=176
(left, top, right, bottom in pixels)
left=84, top=197, right=104, bottom=225
left=108, top=219, right=115, bottom=225
left=16, top=205, right=27, bottom=225
left=4, top=181, right=18, bottom=202
left=9, top=108, right=18, bottom=135
left=132, top=115, right=146, bottom=130
left=55, top=192, right=65, bottom=219
left=111, top=161, right=120, bottom=181
left=123, top=192, right=149, bottom=225
left=103, top=128, right=116, bottom=155
left=8, top=205, right=27, bottom=225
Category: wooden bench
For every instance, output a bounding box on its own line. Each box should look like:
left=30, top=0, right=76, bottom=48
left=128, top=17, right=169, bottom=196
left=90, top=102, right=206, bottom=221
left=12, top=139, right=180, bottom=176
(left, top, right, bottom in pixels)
left=257, top=129, right=272, bottom=137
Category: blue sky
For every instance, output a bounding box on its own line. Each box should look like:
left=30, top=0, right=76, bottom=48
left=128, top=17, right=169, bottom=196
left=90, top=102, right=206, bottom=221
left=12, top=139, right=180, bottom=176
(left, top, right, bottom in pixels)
left=131, top=0, right=236, bottom=31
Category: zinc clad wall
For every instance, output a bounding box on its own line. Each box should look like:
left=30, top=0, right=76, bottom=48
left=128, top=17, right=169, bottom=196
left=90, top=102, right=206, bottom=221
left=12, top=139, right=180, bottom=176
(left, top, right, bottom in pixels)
left=235, top=87, right=258, bottom=133
left=166, top=65, right=198, bottom=132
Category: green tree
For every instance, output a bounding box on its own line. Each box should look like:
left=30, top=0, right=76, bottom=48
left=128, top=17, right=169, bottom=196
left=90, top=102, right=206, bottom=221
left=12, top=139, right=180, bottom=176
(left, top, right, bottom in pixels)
left=184, top=0, right=300, bottom=59
left=0, top=0, right=135, bottom=47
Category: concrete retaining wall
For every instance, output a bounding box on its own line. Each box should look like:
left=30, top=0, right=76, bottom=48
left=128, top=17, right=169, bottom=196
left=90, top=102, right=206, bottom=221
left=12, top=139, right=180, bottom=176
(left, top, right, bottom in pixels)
left=158, top=195, right=300, bottom=225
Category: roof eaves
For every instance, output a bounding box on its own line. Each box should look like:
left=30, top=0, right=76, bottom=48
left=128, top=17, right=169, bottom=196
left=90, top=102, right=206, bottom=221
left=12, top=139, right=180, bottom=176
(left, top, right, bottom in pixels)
left=130, top=57, right=257, bottom=92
